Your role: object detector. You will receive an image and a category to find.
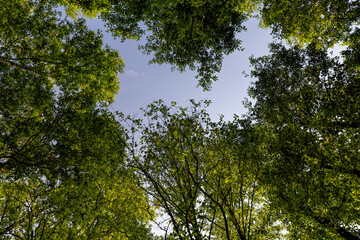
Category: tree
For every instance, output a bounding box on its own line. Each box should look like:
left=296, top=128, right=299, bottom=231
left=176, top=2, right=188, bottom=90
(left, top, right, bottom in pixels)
left=0, top=164, right=153, bottom=239
left=0, top=0, right=125, bottom=175
left=259, top=0, right=360, bottom=46
left=0, top=0, right=124, bottom=104
left=1, top=1, right=154, bottom=238
left=59, top=0, right=260, bottom=90
left=3, top=0, right=359, bottom=238
left=123, top=100, right=283, bottom=239
left=59, top=0, right=359, bottom=89
left=248, top=43, right=360, bottom=239
left=6, top=0, right=356, bottom=91
left=0, top=0, right=126, bottom=175
left=0, top=100, right=155, bottom=239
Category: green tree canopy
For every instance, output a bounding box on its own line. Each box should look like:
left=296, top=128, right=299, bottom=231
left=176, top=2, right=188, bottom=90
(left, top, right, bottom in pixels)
left=59, top=0, right=260, bottom=90
left=0, top=0, right=124, bottom=104
left=1, top=1, right=154, bottom=238
left=123, top=100, right=283, bottom=239
left=60, top=0, right=359, bottom=89
left=2, top=0, right=359, bottom=239
left=259, top=0, right=360, bottom=46
left=5, top=0, right=356, bottom=91
left=248, top=43, right=360, bottom=239
left=0, top=0, right=125, bottom=176
left=0, top=163, right=153, bottom=239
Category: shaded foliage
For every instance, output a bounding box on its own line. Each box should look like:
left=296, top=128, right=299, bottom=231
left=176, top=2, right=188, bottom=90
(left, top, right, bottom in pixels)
left=0, top=0, right=153, bottom=238
left=123, top=100, right=283, bottom=239
left=260, top=0, right=360, bottom=46
left=248, top=43, right=360, bottom=239
left=1, top=0, right=359, bottom=239
left=62, top=0, right=259, bottom=90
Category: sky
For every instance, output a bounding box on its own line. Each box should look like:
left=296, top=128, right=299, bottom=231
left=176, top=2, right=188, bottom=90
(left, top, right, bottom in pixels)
left=86, top=17, right=273, bottom=121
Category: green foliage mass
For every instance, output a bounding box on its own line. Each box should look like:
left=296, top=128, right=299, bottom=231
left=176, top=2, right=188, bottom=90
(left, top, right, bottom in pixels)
left=0, top=0, right=123, bottom=103
left=259, top=0, right=360, bottom=47
left=248, top=43, right=360, bottom=239
left=1, top=0, right=359, bottom=239
left=0, top=165, right=152, bottom=239
left=0, top=0, right=153, bottom=238
left=61, top=0, right=260, bottom=90
left=61, top=0, right=358, bottom=89
left=123, top=100, right=284, bottom=239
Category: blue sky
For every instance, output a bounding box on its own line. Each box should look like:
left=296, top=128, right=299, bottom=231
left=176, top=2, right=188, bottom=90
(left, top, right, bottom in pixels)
left=87, top=17, right=274, bottom=121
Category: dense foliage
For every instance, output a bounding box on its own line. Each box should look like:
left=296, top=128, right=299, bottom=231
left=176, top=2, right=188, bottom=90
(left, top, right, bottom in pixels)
left=63, top=0, right=259, bottom=90
left=123, top=100, right=282, bottom=239
left=248, top=43, right=360, bottom=239
left=0, top=0, right=153, bottom=238
left=1, top=0, right=359, bottom=239
left=259, top=0, right=359, bottom=46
